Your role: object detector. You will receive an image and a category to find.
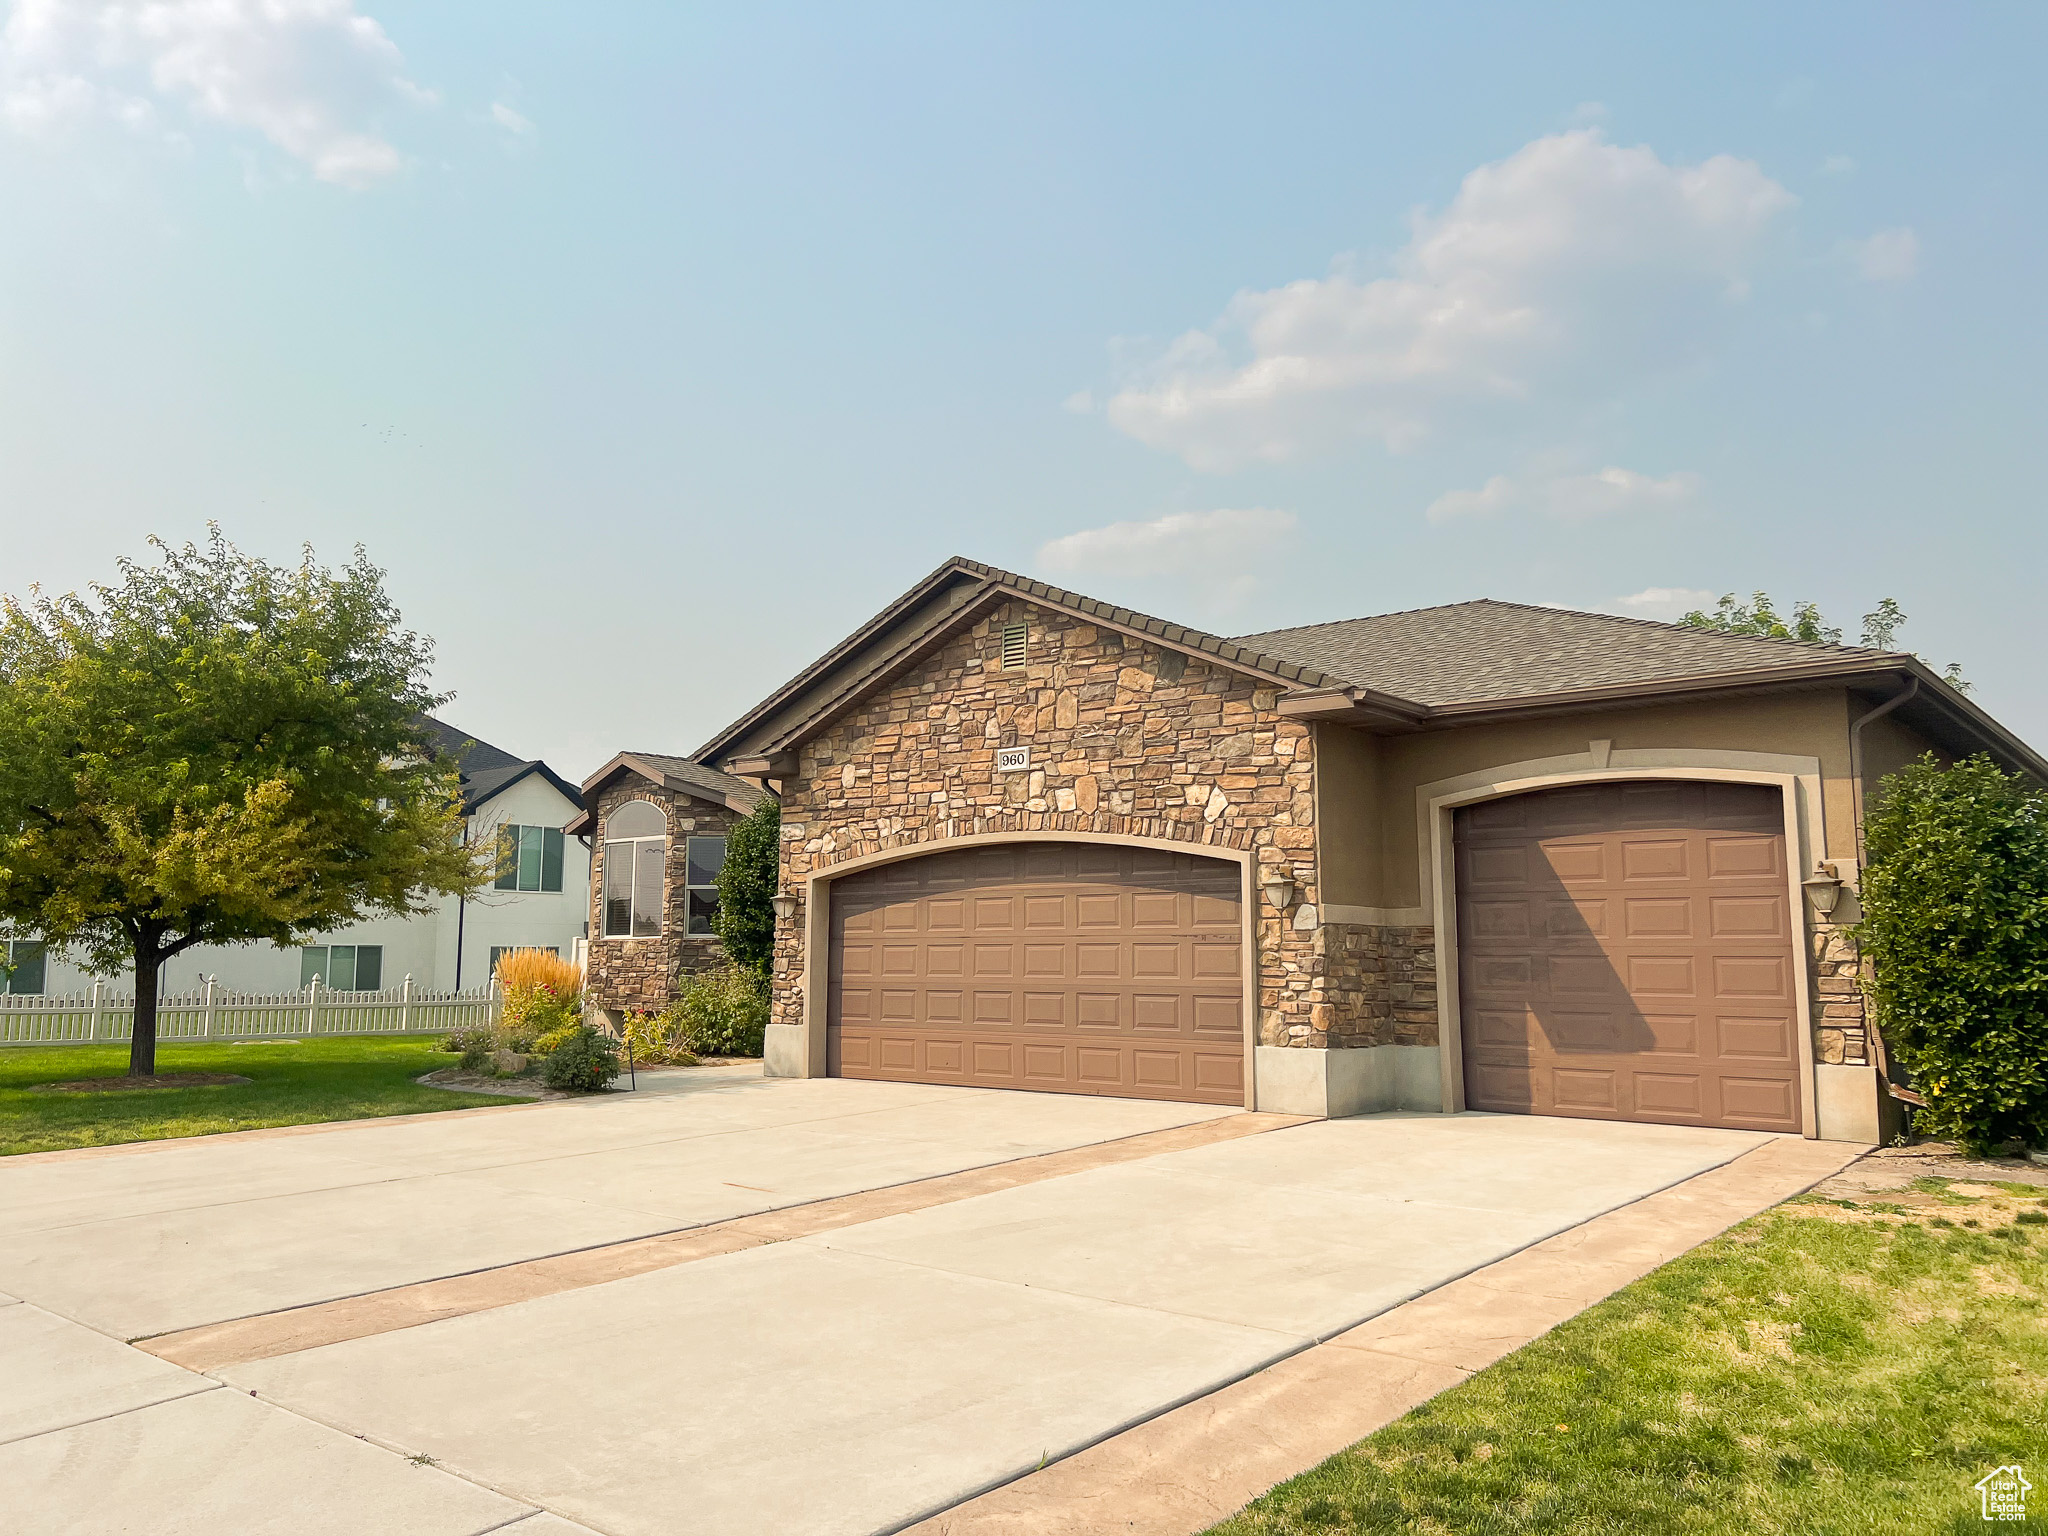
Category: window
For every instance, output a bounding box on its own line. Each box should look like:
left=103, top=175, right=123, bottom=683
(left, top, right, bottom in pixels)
left=494, top=824, right=565, bottom=892
left=488, top=945, right=559, bottom=974
left=999, top=620, right=1028, bottom=669
left=300, top=945, right=383, bottom=991
left=686, top=835, right=727, bottom=936
left=602, top=799, right=668, bottom=938
left=1, top=940, right=47, bottom=995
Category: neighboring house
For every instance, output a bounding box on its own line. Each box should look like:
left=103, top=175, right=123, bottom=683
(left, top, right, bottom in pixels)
left=694, top=555, right=2046, bottom=1145
left=22, top=718, right=589, bottom=997
left=565, top=753, right=770, bottom=1019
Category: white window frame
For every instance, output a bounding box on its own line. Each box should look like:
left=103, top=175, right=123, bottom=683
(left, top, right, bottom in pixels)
left=602, top=800, right=669, bottom=940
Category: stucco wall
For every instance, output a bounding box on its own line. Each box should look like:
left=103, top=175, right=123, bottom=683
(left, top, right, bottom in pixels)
left=769, top=598, right=1352, bottom=1049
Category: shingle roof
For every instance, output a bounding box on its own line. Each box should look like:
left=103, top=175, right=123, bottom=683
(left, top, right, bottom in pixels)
left=1233, top=600, right=1905, bottom=708
left=421, top=716, right=584, bottom=814
left=618, top=752, right=771, bottom=812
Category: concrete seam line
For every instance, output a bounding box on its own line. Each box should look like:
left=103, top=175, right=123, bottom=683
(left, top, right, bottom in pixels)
left=136, top=1112, right=1307, bottom=1370
left=0, top=1380, right=224, bottom=1449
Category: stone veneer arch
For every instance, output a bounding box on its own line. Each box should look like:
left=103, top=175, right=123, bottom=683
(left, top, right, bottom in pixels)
left=774, top=827, right=1261, bottom=1100
left=1415, top=746, right=1827, bottom=1136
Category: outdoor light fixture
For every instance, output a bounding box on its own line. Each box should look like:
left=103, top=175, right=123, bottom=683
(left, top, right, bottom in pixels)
left=770, top=890, right=799, bottom=922
left=1260, top=872, right=1297, bottom=910
left=1801, top=863, right=1844, bottom=918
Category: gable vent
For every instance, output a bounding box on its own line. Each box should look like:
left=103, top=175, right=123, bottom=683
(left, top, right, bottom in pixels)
left=999, top=621, right=1029, bottom=670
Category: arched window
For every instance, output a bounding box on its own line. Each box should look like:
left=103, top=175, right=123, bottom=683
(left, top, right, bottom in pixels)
left=602, top=800, right=668, bottom=937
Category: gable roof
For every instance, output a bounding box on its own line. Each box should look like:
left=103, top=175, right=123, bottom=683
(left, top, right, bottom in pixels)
left=1234, top=599, right=1905, bottom=709
left=421, top=716, right=585, bottom=815
left=694, top=557, right=2044, bottom=781
left=562, top=751, right=770, bottom=837
left=694, top=556, right=1367, bottom=768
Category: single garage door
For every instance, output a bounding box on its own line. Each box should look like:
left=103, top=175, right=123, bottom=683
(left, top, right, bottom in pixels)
left=1455, top=780, right=1802, bottom=1133
left=828, top=843, right=1245, bottom=1104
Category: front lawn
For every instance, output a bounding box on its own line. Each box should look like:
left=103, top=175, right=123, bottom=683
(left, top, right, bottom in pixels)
left=1211, top=1178, right=2048, bottom=1534
left=0, top=1035, right=525, bottom=1157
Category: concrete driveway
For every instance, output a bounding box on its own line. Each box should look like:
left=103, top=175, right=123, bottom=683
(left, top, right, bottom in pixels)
left=1, top=1068, right=1775, bottom=1536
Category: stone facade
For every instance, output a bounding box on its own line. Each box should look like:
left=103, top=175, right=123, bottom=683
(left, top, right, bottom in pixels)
left=1320, top=922, right=1439, bottom=1048
left=770, top=599, right=1333, bottom=1049
left=1810, top=916, right=1871, bottom=1067
left=585, top=773, right=743, bottom=1016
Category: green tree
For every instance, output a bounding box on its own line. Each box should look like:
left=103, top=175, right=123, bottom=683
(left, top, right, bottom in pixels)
left=1856, top=754, right=2048, bottom=1152
left=1680, top=591, right=1969, bottom=689
left=713, top=797, right=781, bottom=984
left=0, top=531, right=485, bottom=1077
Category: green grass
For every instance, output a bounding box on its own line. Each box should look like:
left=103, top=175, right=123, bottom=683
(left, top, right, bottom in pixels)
left=0, top=1035, right=525, bottom=1157
left=1208, top=1185, right=2048, bottom=1535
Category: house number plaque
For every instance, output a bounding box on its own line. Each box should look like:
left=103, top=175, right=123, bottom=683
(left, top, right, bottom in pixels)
left=995, top=746, right=1031, bottom=773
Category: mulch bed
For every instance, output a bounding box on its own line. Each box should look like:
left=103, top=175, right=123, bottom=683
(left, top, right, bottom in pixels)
left=30, top=1073, right=253, bottom=1093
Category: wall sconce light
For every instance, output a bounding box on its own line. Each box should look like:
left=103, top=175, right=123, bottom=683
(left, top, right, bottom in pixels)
left=770, top=890, right=799, bottom=922
left=1260, top=872, right=1296, bottom=911
left=1801, top=863, right=1844, bottom=919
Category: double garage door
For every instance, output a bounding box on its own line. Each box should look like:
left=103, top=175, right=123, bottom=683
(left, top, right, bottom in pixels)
left=827, top=843, right=1245, bottom=1105
left=822, top=781, right=1803, bottom=1131
left=1455, top=780, right=1803, bottom=1133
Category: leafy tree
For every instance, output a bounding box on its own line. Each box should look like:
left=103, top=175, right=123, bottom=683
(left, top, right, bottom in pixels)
left=1679, top=590, right=1841, bottom=644
left=1856, top=754, right=2048, bottom=1152
left=713, top=797, right=781, bottom=984
left=0, top=531, right=484, bottom=1076
left=1681, top=591, right=1969, bottom=689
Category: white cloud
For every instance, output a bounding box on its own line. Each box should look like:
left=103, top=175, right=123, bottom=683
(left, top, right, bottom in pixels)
left=489, top=100, right=532, bottom=136
left=1820, top=154, right=1856, bottom=176
left=0, top=0, right=425, bottom=187
left=1615, top=585, right=1718, bottom=620
left=1103, top=129, right=1796, bottom=470
left=1426, top=465, right=1700, bottom=524
left=1846, top=226, right=1919, bottom=283
left=1037, top=507, right=1298, bottom=610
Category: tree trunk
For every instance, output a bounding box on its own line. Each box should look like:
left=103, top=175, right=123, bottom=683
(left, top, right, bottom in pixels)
left=129, top=942, right=162, bottom=1078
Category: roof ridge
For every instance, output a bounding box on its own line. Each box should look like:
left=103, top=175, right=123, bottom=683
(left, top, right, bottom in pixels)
left=1238, top=595, right=1907, bottom=663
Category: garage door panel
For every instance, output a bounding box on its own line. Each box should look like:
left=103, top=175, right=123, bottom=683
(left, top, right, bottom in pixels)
left=1620, top=839, right=1688, bottom=881
left=1705, top=835, right=1781, bottom=879
left=1632, top=1073, right=1703, bottom=1116
left=1457, top=781, right=1801, bottom=1134
left=1622, top=897, right=1694, bottom=937
left=1715, top=1014, right=1793, bottom=1061
left=1551, top=1068, right=1618, bottom=1109
left=1625, top=955, right=1695, bottom=995
left=828, top=844, right=1244, bottom=1104
left=1712, top=954, right=1791, bottom=999
left=1709, top=897, right=1787, bottom=938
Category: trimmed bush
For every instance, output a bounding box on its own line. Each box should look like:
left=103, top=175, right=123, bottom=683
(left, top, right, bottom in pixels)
left=713, top=799, right=781, bottom=983
left=670, top=963, right=769, bottom=1057
left=1857, top=753, right=2048, bottom=1152
left=540, top=1026, right=620, bottom=1092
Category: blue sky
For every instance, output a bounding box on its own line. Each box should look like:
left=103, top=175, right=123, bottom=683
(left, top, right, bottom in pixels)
left=2, top=2, right=2042, bottom=777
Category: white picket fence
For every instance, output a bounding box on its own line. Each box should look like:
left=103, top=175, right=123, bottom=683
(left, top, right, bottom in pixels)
left=0, top=977, right=502, bottom=1047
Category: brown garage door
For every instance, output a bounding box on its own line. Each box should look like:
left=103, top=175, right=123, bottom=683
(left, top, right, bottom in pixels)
left=1455, top=781, right=1801, bottom=1133
left=828, top=843, right=1245, bottom=1105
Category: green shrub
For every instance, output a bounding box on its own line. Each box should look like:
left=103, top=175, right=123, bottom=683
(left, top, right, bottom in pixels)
left=500, top=983, right=576, bottom=1051
left=540, top=1026, right=620, bottom=1092
left=713, top=798, right=781, bottom=983
left=532, top=1022, right=581, bottom=1056
left=621, top=1008, right=699, bottom=1067
left=442, top=1025, right=493, bottom=1056
left=1857, top=753, right=2048, bottom=1153
left=671, top=963, right=769, bottom=1057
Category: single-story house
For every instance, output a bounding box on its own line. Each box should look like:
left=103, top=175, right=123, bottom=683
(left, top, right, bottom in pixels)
left=566, top=753, right=770, bottom=1018
left=690, top=556, right=2043, bottom=1145
left=9, top=718, right=588, bottom=998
